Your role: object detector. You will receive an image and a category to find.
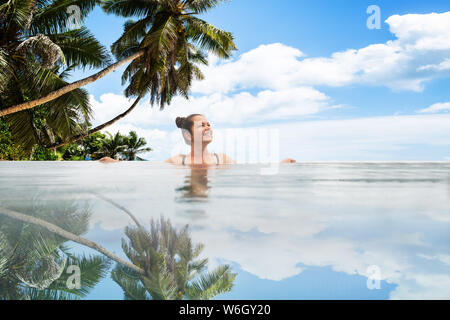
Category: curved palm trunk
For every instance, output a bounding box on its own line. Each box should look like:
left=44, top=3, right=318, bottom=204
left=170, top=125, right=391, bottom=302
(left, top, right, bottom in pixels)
left=0, top=207, right=145, bottom=275
left=45, top=92, right=145, bottom=149
left=92, top=192, right=145, bottom=231
left=0, top=50, right=145, bottom=118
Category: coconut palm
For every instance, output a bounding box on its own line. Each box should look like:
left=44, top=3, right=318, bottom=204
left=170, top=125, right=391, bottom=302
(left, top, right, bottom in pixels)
left=103, top=0, right=236, bottom=109
left=96, top=131, right=128, bottom=160
left=0, top=198, right=236, bottom=299
left=0, top=0, right=111, bottom=154
left=0, top=197, right=111, bottom=300
left=60, top=131, right=106, bottom=160
left=6, top=66, right=93, bottom=154
left=45, top=0, right=237, bottom=150
left=1, top=0, right=236, bottom=121
left=123, top=131, right=152, bottom=161
left=111, top=217, right=236, bottom=300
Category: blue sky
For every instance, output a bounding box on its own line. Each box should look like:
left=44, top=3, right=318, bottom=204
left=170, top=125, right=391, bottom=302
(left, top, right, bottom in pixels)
left=71, top=0, right=450, bottom=161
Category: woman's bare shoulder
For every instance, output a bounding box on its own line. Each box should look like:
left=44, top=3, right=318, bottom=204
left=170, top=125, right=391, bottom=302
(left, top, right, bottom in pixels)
left=166, top=154, right=184, bottom=165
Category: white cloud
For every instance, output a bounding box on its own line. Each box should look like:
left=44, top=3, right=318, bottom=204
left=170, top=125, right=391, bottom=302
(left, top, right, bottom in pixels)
left=189, top=12, right=450, bottom=94
left=417, top=102, right=450, bottom=113
left=418, top=253, right=450, bottom=266
left=389, top=273, right=450, bottom=299
left=191, top=44, right=306, bottom=94
left=274, top=113, right=450, bottom=161
left=60, top=161, right=450, bottom=296
left=417, top=58, right=450, bottom=71
left=87, top=11, right=450, bottom=162
left=387, top=12, right=450, bottom=50
left=90, top=86, right=337, bottom=129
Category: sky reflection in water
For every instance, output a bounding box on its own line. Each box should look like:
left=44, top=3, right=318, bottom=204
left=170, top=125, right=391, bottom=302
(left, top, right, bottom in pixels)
left=0, top=161, right=449, bottom=299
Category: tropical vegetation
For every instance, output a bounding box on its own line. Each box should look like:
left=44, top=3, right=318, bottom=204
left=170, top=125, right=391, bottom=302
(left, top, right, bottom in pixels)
left=112, top=217, right=236, bottom=300
left=0, top=0, right=110, bottom=156
left=0, top=198, right=236, bottom=300
left=0, top=127, right=152, bottom=161
left=0, top=0, right=237, bottom=155
left=0, top=0, right=237, bottom=299
left=0, top=197, right=110, bottom=300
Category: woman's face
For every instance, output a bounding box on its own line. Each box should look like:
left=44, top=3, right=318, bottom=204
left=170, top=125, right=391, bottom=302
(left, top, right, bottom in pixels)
left=189, top=115, right=213, bottom=145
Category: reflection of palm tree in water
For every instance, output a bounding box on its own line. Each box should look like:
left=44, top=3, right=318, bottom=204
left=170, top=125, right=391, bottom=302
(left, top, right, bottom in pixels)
left=112, top=217, right=236, bottom=300
left=0, top=198, right=110, bottom=300
left=176, top=168, right=210, bottom=201
left=0, top=192, right=236, bottom=300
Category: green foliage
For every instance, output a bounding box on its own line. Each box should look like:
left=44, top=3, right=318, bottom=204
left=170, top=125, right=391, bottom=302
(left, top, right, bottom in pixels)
left=112, top=217, right=236, bottom=300
left=0, top=197, right=109, bottom=300
left=94, top=130, right=152, bottom=161
left=122, top=131, right=152, bottom=161
left=96, top=131, right=128, bottom=160
left=60, top=131, right=106, bottom=160
left=31, top=145, right=59, bottom=161
left=0, top=0, right=110, bottom=154
left=102, top=0, right=237, bottom=109
left=1, top=0, right=236, bottom=159
left=24, top=254, right=111, bottom=300
left=0, top=119, right=27, bottom=160
left=1, top=121, right=151, bottom=161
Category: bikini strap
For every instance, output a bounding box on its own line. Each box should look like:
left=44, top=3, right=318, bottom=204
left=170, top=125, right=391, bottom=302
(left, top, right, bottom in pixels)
left=214, top=153, right=220, bottom=165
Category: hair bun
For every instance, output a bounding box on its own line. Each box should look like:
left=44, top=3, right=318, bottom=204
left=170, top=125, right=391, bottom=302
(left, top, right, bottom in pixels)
left=175, top=117, right=186, bottom=128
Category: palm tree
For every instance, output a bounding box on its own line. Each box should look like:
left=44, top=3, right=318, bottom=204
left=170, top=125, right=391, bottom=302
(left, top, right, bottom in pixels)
left=6, top=66, right=93, bottom=154
left=96, top=131, right=128, bottom=160
left=123, top=131, right=152, bottom=161
left=102, top=0, right=236, bottom=109
left=0, top=0, right=236, bottom=120
left=60, top=131, right=106, bottom=160
left=0, top=198, right=236, bottom=299
left=0, top=0, right=111, bottom=154
left=112, top=217, right=236, bottom=300
left=45, top=0, right=237, bottom=150
left=0, top=198, right=110, bottom=300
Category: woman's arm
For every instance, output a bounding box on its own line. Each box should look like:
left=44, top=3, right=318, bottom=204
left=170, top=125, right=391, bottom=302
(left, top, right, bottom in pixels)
left=166, top=154, right=183, bottom=164
left=281, top=158, right=296, bottom=163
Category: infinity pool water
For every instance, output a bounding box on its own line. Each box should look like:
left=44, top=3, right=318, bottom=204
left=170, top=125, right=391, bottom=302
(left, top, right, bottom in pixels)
left=1, top=162, right=449, bottom=299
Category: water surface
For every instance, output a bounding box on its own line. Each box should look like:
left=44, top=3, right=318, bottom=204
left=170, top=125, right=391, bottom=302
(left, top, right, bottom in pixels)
left=1, top=161, right=449, bottom=299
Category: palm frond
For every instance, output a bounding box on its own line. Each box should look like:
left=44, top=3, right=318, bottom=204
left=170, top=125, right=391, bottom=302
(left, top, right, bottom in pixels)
left=0, top=48, right=12, bottom=95
left=141, top=268, right=178, bottom=300
left=184, top=16, right=236, bottom=58
left=102, top=0, right=158, bottom=18
left=16, top=34, right=65, bottom=68
left=111, top=264, right=150, bottom=300
left=24, top=254, right=111, bottom=299
left=111, top=18, right=151, bottom=60
left=50, top=27, right=112, bottom=69
left=185, top=0, right=227, bottom=14
left=0, top=0, right=36, bottom=30
left=32, top=0, right=99, bottom=34
left=116, top=217, right=236, bottom=300
left=186, top=265, right=236, bottom=300
left=0, top=231, right=11, bottom=279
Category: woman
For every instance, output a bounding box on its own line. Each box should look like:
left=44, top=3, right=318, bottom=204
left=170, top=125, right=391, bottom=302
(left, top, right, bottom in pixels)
left=166, top=114, right=235, bottom=165
left=166, top=114, right=297, bottom=165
